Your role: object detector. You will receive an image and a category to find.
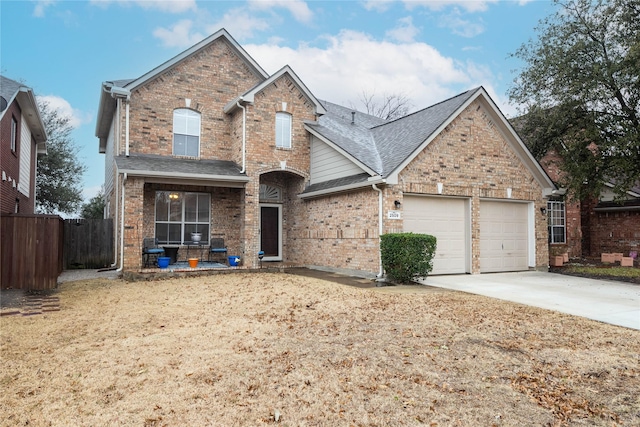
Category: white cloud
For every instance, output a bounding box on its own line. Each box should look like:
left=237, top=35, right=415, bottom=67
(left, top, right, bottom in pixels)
left=204, top=8, right=271, bottom=41
left=245, top=30, right=482, bottom=112
left=153, top=19, right=204, bottom=47
left=385, top=16, right=420, bottom=43
left=362, top=0, right=395, bottom=12
left=33, top=0, right=56, bottom=17
left=90, top=0, right=197, bottom=13
left=402, top=0, right=498, bottom=13
left=37, top=95, right=92, bottom=129
left=248, top=0, right=313, bottom=23
left=438, top=9, right=485, bottom=37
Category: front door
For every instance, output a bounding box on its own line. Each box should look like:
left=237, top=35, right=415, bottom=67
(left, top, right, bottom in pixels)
left=260, top=204, right=281, bottom=260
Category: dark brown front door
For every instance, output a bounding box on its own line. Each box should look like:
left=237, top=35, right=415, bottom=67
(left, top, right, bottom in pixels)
left=260, top=205, right=279, bottom=257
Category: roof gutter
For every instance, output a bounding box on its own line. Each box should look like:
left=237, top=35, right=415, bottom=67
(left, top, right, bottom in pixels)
left=299, top=176, right=385, bottom=199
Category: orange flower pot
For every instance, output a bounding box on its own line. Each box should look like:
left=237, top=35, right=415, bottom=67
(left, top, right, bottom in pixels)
left=188, top=258, right=199, bottom=268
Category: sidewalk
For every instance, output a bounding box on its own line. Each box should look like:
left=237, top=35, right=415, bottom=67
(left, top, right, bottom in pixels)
left=419, top=271, right=640, bottom=330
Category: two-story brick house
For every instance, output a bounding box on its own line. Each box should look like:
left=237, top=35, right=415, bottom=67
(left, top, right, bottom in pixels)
left=95, top=29, right=556, bottom=276
left=1, top=76, right=47, bottom=214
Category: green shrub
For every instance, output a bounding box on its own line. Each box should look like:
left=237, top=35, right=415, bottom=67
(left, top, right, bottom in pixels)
left=380, top=233, right=437, bottom=283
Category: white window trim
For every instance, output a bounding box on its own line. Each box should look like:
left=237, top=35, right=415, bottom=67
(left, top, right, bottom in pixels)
left=173, top=109, right=201, bottom=157
left=547, top=200, right=566, bottom=244
left=275, top=112, right=292, bottom=149
left=154, top=191, right=210, bottom=245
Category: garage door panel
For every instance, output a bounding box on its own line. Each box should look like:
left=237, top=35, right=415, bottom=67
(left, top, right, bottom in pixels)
left=479, top=201, right=529, bottom=273
left=404, top=196, right=467, bottom=275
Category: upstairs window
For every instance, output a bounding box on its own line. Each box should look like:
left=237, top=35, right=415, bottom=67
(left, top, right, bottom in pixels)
left=275, top=112, right=291, bottom=148
left=173, top=109, right=200, bottom=157
left=547, top=201, right=566, bottom=244
left=11, top=116, right=17, bottom=152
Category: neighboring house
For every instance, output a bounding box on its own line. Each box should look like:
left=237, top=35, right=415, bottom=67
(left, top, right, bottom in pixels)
left=95, top=29, right=556, bottom=276
left=539, top=148, right=640, bottom=259
left=0, top=76, right=47, bottom=214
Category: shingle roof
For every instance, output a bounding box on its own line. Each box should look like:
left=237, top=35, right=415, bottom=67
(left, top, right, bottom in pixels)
left=1, top=76, right=22, bottom=106
left=307, top=88, right=480, bottom=178
left=115, top=154, right=246, bottom=178
left=372, top=89, right=478, bottom=176
left=301, top=173, right=372, bottom=195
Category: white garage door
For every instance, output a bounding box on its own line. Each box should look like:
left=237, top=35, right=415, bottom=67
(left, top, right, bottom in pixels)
left=403, top=196, right=468, bottom=275
left=479, top=201, right=529, bottom=273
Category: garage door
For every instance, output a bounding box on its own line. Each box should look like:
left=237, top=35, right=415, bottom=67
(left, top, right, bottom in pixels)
left=404, top=196, right=468, bottom=275
left=479, top=201, right=529, bottom=273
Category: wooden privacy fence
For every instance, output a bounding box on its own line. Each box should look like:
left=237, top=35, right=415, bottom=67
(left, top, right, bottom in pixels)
left=1, top=214, right=64, bottom=290
left=63, top=219, right=113, bottom=269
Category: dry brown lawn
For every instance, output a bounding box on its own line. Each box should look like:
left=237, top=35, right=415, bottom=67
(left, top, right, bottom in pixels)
left=1, top=272, right=639, bottom=426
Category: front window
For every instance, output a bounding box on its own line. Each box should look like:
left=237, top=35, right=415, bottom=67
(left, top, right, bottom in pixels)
left=155, top=191, right=210, bottom=244
left=275, top=112, right=291, bottom=148
left=173, top=109, right=200, bottom=157
left=547, top=201, right=566, bottom=244
left=11, top=116, right=17, bottom=152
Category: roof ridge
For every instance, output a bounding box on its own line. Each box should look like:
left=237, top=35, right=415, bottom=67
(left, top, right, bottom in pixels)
left=371, top=87, right=481, bottom=129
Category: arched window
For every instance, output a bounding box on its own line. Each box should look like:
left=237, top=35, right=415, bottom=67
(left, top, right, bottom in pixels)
left=259, top=184, right=282, bottom=202
left=275, top=112, right=291, bottom=148
left=173, top=109, right=200, bottom=157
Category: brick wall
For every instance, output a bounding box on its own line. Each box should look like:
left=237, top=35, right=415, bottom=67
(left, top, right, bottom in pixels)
left=539, top=149, right=582, bottom=258
left=1, top=101, right=34, bottom=214
left=584, top=208, right=640, bottom=256
left=396, top=99, right=549, bottom=273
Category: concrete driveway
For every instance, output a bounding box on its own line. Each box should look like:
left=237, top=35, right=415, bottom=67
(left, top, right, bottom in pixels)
left=419, top=271, right=640, bottom=330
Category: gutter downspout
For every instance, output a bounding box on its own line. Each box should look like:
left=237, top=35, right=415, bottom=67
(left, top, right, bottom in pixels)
left=125, top=100, right=130, bottom=157
left=110, top=176, right=119, bottom=267
left=111, top=100, right=122, bottom=267
left=237, top=98, right=246, bottom=173
left=116, top=172, right=127, bottom=272
left=372, top=183, right=384, bottom=279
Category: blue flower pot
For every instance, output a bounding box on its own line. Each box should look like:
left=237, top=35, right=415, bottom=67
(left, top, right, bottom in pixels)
left=157, top=257, right=171, bottom=269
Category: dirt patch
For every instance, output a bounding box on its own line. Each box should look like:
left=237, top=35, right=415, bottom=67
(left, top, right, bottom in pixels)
left=1, top=272, right=638, bottom=426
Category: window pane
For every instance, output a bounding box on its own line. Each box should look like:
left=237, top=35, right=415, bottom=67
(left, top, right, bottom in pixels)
left=173, top=134, right=186, bottom=155
left=552, top=227, right=565, bottom=244
left=186, top=114, right=200, bottom=136
left=198, top=194, right=209, bottom=221
left=155, top=192, right=169, bottom=221
left=155, top=223, right=168, bottom=244
left=276, top=113, right=291, bottom=148
left=168, top=224, right=182, bottom=244
left=185, top=194, right=197, bottom=222
left=186, top=135, right=199, bottom=157
left=169, top=198, right=182, bottom=221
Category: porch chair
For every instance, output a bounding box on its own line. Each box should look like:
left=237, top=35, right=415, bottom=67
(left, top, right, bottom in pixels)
left=142, top=237, right=165, bottom=267
left=208, top=237, right=228, bottom=263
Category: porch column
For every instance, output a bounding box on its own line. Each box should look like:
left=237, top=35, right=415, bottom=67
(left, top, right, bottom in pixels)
left=241, top=179, right=260, bottom=268
left=123, top=177, right=144, bottom=270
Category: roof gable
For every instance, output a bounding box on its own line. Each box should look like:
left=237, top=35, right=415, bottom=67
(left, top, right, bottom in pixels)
left=224, top=66, right=326, bottom=116
left=307, top=86, right=555, bottom=192
left=0, top=75, right=47, bottom=148
left=124, top=29, right=268, bottom=91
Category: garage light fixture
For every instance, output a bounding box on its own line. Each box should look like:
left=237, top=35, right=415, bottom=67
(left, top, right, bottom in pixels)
left=540, top=207, right=547, bottom=215
left=394, top=200, right=401, bottom=209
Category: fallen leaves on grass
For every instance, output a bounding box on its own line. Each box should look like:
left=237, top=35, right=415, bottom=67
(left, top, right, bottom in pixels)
left=1, top=273, right=638, bottom=426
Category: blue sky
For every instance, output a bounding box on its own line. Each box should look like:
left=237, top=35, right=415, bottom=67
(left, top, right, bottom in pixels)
left=1, top=0, right=555, bottom=209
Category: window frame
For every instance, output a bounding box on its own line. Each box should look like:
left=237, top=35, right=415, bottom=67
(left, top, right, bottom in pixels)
left=172, top=109, right=201, bottom=157
left=275, top=112, right=292, bottom=149
left=10, top=116, right=17, bottom=152
left=547, top=200, right=566, bottom=244
left=154, top=191, right=210, bottom=245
